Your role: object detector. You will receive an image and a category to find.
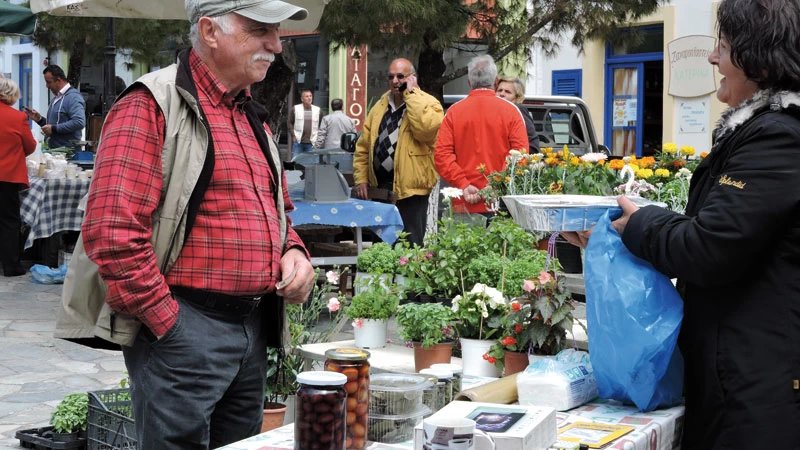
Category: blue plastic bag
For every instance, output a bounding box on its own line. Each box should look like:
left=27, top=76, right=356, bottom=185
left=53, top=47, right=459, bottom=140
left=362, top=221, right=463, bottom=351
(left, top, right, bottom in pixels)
left=584, top=210, right=684, bottom=412
left=30, top=264, right=68, bottom=284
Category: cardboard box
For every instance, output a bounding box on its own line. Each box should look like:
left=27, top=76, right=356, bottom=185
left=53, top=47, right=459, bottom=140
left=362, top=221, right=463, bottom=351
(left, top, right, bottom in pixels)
left=413, top=401, right=557, bottom=450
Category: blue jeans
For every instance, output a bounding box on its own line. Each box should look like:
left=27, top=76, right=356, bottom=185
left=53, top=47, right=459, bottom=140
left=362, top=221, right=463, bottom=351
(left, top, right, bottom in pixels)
left=292, top=142, right=313, bottom=160
left=123, top=295, right=275, bottom=449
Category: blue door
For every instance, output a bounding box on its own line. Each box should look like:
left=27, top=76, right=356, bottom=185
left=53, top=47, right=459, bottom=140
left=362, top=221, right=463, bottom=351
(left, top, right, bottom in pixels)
left=18, top=54, right=33, bottom=126
left=604, top=62, right=643, bottom=157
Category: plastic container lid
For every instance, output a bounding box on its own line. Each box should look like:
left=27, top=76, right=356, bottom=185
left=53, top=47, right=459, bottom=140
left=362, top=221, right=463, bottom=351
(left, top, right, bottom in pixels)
left=430, top=363, right=463, bottom=375
left=296, top=371, right=347, bottom=386
left=368, top=404, right=431, bottom=420
left=370, top=373, right=433, bottom=392
left=419, top=368, right=453, bottom=379
left=325, top=348, right=371, bottom=361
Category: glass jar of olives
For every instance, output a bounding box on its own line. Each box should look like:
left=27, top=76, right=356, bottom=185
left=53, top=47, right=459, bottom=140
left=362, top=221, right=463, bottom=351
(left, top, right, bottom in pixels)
left=324, top=348, right=370, bottom=450
left=295, top=371, right=348, bottom=450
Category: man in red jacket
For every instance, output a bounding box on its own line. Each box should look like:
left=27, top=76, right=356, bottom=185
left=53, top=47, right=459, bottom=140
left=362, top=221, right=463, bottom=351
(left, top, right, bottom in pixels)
left=435, top=55, right=528, bottom=214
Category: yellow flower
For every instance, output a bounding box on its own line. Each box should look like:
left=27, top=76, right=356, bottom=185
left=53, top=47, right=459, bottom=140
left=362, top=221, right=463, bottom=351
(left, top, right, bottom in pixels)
left=597, top=160, right=605, bottom=166
left=531, top=153, right=544, bottom=162
left=663, top=142, right=677, bottom=154
left=569, top=156, right=580, bottom=166
left=505, top=176, right=511, bottom=183
left=680, top=146, right=695, bottom=156
left=515, top=168, right=525, bottom=175
left=562, top=145, right=570, bottom=160
left=639, top=156, right=656, bottom=168
left=700, top=152, right=709, bottom=158
left=627, top=163, right=640, bottom=172
left=655, top=168, right=671, bottom=178
left=636, top=168, right=654, bottom=179
left=477, top=163, right=487, bottom=173
left=545, top=157, right=557, bottom=166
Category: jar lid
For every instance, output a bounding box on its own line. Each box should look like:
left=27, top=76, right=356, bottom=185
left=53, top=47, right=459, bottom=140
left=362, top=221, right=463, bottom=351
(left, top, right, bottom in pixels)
left=325, top=348, right=371, bottom=361
left=419, top=368, right=453, bottom=379
left=430, top=363, right=463, bottom=375
left=370, top=373, right=433, bottom=392
left=297, top=371, right=347, bottom=386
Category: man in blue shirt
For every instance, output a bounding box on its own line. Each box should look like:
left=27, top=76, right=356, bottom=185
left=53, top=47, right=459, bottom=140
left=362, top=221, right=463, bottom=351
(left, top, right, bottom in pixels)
left=23, top=65, right=86, bottom=149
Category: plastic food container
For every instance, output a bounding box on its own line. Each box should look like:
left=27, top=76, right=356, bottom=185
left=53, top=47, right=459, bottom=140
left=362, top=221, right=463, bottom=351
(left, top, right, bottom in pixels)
left=325, top=348, right=370, bottom=450
left=294, top=371, right=348, bottom=450
left=367, top=404, right=430, bottom=444
left=419, top=368, right=454, bottom=412
left=430, top=363, right=463, bottom=395
left=369, top=373, right=432, bottom=415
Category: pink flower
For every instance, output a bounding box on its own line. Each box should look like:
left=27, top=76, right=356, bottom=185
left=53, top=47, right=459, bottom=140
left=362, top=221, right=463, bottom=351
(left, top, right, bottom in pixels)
left=352, top=318, right=364, bottom=328
left=522, top=279, right=536, bottom=292
left=327, top=297, right=340, bottom=312
left=538, top=271, right=552, bottom=285
left=325, top=271, right=339, bottom=285
left=426, top=252, right=434, bottom=259
left=399, top=257, right=408, bottom=266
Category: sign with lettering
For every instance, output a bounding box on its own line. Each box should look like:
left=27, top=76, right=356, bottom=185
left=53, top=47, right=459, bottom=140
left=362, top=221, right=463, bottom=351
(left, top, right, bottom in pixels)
left=346, top=45, right=368, bottom=131
left=678, top=99, right=709, bottom=133
left=668, top=35, right=716, bottom=98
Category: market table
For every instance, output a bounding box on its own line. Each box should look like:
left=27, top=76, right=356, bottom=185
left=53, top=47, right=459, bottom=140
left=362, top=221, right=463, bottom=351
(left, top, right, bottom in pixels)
left=289, top=198, right=404, bottom=266
left=18, top=177, right=91, bottom=249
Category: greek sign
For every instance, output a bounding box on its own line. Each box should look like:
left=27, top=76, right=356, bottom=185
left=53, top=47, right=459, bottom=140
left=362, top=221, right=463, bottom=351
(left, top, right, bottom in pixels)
left=668, top=35, right=716, bottom=98
left=346, top=45, right=367, bottom=130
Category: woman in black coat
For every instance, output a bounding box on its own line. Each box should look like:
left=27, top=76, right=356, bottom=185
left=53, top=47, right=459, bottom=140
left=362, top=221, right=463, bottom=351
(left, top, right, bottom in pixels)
left=568, top=0, right=800, bottom=448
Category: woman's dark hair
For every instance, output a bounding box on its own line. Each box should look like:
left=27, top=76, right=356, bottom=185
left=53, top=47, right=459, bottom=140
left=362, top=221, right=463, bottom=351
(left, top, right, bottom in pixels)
left=717, top=0, right=800, bottom=91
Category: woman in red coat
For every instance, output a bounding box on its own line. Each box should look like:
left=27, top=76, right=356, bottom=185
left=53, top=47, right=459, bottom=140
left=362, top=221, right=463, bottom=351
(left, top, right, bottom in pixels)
left=0, top=77, right=37, bottom=276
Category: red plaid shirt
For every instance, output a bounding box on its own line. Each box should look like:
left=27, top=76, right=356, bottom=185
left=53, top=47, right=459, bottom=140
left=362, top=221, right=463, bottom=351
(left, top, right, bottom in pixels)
left=83, top=50, right=307, bottom=336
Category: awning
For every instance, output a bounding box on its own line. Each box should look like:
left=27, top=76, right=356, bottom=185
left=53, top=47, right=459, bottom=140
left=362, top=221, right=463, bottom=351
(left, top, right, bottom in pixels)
left=0, top=1, right=37, bottom=36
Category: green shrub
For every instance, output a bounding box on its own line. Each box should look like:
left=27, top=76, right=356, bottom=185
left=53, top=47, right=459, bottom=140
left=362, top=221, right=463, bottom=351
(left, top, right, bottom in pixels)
left=396, top=302, right=453, bottom=349
left=51, top=393, right=88, bottom=433
left=356, top=242, right=398, bottom=274
left=345, top=277, right=402, bottom=320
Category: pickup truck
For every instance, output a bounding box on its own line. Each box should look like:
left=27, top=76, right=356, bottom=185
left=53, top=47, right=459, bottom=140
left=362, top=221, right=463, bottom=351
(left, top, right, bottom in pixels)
left=442, top=94, right=608, bottom=156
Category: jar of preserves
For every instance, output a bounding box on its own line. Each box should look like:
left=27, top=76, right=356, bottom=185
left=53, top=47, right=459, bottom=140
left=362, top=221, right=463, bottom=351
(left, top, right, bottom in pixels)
left=418, top=373, right=440, bottom=415
left=324, top=348, right=371, bottom=450
left=430, top=363, right=463, bottom=395
left=295, top=371, right=347, bottom=450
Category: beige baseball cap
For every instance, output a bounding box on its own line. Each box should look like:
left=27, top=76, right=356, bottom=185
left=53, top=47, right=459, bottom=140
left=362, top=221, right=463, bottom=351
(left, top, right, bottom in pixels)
left=186, top=0, right=308, bottom=24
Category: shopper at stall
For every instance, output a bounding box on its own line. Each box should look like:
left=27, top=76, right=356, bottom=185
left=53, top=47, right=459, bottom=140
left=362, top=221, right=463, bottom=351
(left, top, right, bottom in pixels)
left=23, top=65, right=86, bottom=150
left=314, top=98, right=355, bottom=149
left=72, top=0, right=316, bottom=448
left=435, top=55, right=528, bottom=215
left=566, top=0, right=800, bottom=447
left=496, top=76, right=540, bottom=153
left=0, top=77, right=37, bottom=277
left=352, top=58, right=443, bottom=246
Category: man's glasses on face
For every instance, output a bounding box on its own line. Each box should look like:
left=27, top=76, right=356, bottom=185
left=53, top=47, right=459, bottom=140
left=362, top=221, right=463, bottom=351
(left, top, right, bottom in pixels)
left=387, top=72, right=415, bottom=81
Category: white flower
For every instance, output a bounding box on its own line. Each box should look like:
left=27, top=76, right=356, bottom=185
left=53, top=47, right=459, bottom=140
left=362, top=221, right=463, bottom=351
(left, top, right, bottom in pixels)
left=440, top=187, right=464, bottom=200
left=451, top=295, right=462, bottom=312
left=580, top=152, right=608, bottom=163
left=530, top=153, right=544, bottom=162
left=325, top=271, right=339, bottom=285
left=677, top=168, right=692, bottom=179
left=509, top=149, right=522, bottom=156
left=468, top=283, right=506, bottom=308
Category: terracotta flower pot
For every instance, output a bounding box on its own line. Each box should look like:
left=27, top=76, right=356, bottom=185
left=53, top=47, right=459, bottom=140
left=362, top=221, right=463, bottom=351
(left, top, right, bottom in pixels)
left=503, top=350, right=530, bottom=376
left=413, top=342, right=453, bottom=372
left=261, top=402, right=287, bottom=433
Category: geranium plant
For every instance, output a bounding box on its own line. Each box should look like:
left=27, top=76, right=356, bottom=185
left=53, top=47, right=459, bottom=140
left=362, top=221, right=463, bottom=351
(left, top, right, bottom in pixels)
left=345, top=276, right=403, bottom=322
left=485, top=269, right=581, bottom=368
left=395, top=302, right=454, bottom=349
left=450, top=283, right=510, bottom=340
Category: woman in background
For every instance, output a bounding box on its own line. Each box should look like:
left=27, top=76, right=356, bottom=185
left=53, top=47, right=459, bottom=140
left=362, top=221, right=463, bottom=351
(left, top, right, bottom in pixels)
left=496, top=76, right=540, bottom=153
left=0, top=77, right=37, bottom=276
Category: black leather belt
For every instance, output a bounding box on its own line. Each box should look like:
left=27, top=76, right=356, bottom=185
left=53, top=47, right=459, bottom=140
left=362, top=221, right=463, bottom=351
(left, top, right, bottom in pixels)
left=170, top=286, right=267, bottom=315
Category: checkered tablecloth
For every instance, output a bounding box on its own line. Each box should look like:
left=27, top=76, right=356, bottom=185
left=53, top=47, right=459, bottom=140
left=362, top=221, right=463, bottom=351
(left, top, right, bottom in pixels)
left=19, top=177, right=91, bottom=249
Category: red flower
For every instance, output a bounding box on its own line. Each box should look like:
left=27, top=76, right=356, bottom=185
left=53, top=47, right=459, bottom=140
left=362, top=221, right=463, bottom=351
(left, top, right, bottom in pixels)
left=487, top=356, right=497, bottom=364
left=502, top=336, right=516, bottom=346
left=514, top=323, right=523, bottom=333
left=482, top=353, right=489, bottom=361
left=511, top=301, right=521, bottom=311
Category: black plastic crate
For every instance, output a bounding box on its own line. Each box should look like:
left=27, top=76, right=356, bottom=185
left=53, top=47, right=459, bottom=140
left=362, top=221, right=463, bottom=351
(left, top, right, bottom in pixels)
left=15, top=426, right=86, bottom=450
left=87, top=389, right=137, bottom=450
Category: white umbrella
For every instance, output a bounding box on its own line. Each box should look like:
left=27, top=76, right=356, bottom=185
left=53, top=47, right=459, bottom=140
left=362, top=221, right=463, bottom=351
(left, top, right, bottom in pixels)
left=29, top=0, right=327, bottom=32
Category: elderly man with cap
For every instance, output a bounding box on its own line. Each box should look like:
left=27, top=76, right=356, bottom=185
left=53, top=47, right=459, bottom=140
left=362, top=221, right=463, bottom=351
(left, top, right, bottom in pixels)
left=67, top=0, right=316, bottom=447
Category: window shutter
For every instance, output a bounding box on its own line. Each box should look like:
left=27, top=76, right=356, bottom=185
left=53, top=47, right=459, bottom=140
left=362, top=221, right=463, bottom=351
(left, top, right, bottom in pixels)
left=552, top=70, right=582, bottom=97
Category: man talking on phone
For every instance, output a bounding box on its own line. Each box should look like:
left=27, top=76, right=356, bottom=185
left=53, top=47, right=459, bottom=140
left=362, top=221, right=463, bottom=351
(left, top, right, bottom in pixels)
left=352, top=58, right=443, bottom=246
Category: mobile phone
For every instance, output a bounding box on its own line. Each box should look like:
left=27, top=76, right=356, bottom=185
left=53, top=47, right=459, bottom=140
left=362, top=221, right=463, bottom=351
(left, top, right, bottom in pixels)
left=399, top=82, right=407, bottom=92
left=276, top=266, right=299, bottom=290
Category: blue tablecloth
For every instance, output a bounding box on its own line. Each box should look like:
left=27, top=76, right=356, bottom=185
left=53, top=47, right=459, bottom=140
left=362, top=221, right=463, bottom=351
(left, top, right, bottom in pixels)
left=19, top=177, right=91, bottom=249
left=289, top=198, right=404, bottom=244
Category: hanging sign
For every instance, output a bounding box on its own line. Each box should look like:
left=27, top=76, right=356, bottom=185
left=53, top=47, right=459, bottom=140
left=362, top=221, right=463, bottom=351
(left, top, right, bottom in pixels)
left=668, top=35, right=717, bottom=98
left=346, top=45, right=368, bottom=131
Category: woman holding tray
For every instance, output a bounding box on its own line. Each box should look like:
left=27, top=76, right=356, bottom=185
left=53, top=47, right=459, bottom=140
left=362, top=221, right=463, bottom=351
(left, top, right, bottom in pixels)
left=566, top=0, right=800, bottom=448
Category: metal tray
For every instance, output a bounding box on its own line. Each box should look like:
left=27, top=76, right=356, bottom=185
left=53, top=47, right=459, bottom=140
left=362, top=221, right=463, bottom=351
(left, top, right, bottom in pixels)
left=502, top=194, right=665, bottom=232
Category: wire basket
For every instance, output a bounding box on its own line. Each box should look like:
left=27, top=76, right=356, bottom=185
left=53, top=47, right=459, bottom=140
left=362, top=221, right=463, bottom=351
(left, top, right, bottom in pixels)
left=87, top=389, right=137, bottom=450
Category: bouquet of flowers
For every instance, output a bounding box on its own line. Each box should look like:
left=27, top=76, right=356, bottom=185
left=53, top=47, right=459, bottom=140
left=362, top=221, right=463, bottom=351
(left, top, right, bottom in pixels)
left=450, top=283, right=510, bottom=341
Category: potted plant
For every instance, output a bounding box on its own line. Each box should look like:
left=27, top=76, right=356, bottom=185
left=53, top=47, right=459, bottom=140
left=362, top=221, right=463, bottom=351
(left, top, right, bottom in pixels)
left=450, top=283, right=510, bottom=377
left=345, top=276, right=403, bottom=349
left=263, top=268, right=347, bottom=432
left=355, top=242, right=399, bottom=293
left=395, top=302, right=455, bottom=371
left=51, top=392, right=88, bottom=441
left=486, top=270, right=582, bottom=376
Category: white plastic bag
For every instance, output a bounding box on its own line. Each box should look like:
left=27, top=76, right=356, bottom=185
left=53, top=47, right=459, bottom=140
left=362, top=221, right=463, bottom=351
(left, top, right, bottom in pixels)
left=516, top=349, right=598, bottom=411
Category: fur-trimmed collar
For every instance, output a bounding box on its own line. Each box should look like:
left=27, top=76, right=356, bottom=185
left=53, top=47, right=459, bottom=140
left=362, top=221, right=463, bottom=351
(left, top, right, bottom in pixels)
left=716, top=90, right=800, bottom=139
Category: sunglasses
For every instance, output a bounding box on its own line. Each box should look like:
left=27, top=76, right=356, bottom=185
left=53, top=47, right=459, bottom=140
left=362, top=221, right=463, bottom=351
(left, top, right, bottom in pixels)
left=387, top=72, right=415, bottom=80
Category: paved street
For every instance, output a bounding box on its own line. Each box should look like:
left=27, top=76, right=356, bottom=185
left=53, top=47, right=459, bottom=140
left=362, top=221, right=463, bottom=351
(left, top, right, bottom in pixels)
left=0, top=270, right=127, bottom=449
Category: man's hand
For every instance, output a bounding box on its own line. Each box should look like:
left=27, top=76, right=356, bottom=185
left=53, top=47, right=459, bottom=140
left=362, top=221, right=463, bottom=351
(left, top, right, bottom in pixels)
left=404, top=74, right=419, bottom=93
left=23, top=106, right=41, bottom=122
left=277, top=248, right=315, bottom=304
left=561, top=230, right=592, bottom=249
left=463, top=184, right=482, bottom=204
left=611, top=195, right=640, bottom=236
left=41, top=124, right=53, bottom=136
left=354, top=183, right=369, bottom=200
